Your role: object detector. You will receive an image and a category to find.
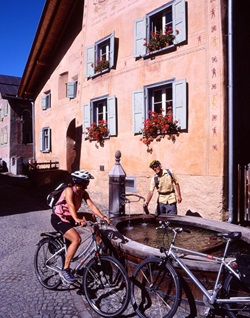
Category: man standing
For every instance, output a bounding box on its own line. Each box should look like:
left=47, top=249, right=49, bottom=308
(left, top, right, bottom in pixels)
left=145, top=160, right=182, bottom=215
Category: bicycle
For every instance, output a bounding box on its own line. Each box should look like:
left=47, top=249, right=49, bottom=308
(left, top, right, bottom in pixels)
left=131, top=220, right=250, bottom=318
left=34, top=220, right=130, bottom=318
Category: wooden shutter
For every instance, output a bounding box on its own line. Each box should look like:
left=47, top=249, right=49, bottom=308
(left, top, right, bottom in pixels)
left=107, top=96, right=117, bottom=136
left=4, top=103, right=8, bottom=116
left=39, top=129, right=43, bottom=151
left=173, top=79, right=187, bottom=130
left=83, top=103, right=91, bottom=138
left=134, top=17, right=146, bottom=58
left=67, top=82, right=76, bottom=99
left=173, top=0, right=186, bottom=45
left=41, top=96, right=47, bottom=110
left=47, top=128, right=51, bottom=151
left=109, top=32, right=115, bottom=68
left=132, top=89, right=145, bottom=133
left=85, top=45, right=95, bottom=78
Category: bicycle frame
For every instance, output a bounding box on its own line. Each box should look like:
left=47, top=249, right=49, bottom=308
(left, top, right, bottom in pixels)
left=45, top=223, right=99, bottom=275
left=166, top=234, right=250, bottom=306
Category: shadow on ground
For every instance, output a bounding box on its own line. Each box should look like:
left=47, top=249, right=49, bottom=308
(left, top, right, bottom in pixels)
left=0, top=173, right=51, bottom=216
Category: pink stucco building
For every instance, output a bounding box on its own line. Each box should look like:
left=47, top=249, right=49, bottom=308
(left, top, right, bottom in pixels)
left=18, top=0, right=250, bottom=223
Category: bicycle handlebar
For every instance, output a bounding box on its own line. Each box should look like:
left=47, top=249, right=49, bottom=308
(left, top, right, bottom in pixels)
left=156, top=221, right=191, bottom=234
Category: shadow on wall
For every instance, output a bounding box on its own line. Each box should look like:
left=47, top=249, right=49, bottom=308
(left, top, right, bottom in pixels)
left=0, top=170, right=70, bottom=216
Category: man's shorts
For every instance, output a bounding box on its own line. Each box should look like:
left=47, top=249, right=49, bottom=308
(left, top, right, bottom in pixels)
left=156, top=202, right=177, bottom=216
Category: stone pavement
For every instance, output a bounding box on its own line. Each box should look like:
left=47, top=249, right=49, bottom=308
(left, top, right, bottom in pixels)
left=0, top=209, right=138, bottom=318
left=0, top=173, right=136, bottom=318
left=0, top=173, right=202, bottom=318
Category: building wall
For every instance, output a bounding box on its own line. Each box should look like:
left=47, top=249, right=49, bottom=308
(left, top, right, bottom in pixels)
left=0, top=98, right=33, bottom=174
left=34, top=0, right=227, bottom=220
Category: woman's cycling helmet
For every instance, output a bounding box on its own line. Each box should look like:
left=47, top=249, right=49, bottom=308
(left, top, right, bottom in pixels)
left=71, top=170, right=94, bottom=185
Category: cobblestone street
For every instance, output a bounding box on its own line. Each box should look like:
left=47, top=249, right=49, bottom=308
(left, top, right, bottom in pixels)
left=0, top=174, right=136, bottom=318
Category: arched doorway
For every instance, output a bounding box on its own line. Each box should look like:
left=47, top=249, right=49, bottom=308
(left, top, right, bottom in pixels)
left=66, top=119, right=82, bottom=172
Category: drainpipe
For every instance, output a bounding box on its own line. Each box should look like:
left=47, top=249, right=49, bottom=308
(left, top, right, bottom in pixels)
left=228, top=0, right=234, bottom=223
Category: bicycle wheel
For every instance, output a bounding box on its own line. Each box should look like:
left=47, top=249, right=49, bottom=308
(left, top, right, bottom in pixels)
left=82, top=255, right=130, bottom=317
left=131, top=257, right=181, bottom=318
left=34, top=237, right=64, bottom=289
left=223, top=273, right=250, bottom=318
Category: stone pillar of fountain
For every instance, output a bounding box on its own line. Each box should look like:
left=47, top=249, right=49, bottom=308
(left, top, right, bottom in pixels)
left=109, top=150, right=126, bottom=218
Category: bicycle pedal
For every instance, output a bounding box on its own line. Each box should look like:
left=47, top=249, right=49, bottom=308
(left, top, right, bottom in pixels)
left=61, top=280, right=71, bottom=288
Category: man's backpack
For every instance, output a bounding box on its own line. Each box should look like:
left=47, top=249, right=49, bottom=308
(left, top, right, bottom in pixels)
left=46, top=183, right=70, bottom=208
left=154, top=169, right=173, bottom=189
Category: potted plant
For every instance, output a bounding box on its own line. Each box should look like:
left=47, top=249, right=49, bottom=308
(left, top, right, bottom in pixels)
left=144, top=26, right=177, bottom=52
left=140, top=108, right=180, bottom=149
left=92, top=57, right=110, bottom=73
left=86, top=120, right=109, bottom=146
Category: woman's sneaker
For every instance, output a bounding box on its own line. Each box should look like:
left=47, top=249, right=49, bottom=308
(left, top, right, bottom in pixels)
left=59, top=268, right=76, bottom=283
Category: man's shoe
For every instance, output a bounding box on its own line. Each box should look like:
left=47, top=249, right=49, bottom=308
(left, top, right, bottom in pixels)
left=59, top=268, right=76, bottom=283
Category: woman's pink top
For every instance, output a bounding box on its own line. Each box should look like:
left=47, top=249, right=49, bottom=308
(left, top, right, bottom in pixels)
left=53, top=185, right=83, bottom=223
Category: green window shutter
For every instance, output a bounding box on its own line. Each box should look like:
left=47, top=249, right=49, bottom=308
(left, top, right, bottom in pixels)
left=107, top=96, right=117, bottom=136
left=39, top=129, right=43, bottom=151
left=67, top=82, right=76, bottom=98
left=132, top=89, right=145, bottom=134
left=41, top=96, right=47, bottom=110
left=109, top=32, right=115, bottom=68
left=173, top=0, right=186, bottom=45
left=3, top=129, right=8, bottom=144
left=134, top=17, right=146, bottom=58
left=47, top=93, right=51, bottom=108
left=83, top=103, right=91, bottom=138
left=85, top=45, right=95, bottom=78
left=4, top=103, right=8, bottom=116
left=173, top=79, right=187, bottom=130
left=48, top=128, right=51, bottom=151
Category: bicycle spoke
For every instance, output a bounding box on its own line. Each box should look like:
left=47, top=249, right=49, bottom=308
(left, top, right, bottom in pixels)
left=34, top=238, right=64, bottom=290
left=83, top=255, right=130, bottom=318
left=132, top=257, right=181, bottom=318
left=223, top=273, right=250, bottom=318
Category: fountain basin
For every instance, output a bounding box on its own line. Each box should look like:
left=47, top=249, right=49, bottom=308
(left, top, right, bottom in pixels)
left=103, top=214, right=250, bottom=316
left=108, top=214, right=250, bottom=271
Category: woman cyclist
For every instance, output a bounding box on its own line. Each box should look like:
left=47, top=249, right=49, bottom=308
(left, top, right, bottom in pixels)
left=51, top=169, right=110, bottom=283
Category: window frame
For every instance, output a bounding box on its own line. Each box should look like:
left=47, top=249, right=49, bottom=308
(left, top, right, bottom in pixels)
left=132, top=78, right=187, bottom=134
left=83, top=95, right=117, bottom=139
left=134, top=0, right=186, bottom=58
left=41, top=91, right=51, bottom=110
left=85, top=32, right=115, bottom=78
left=39, top=127, right=51, bottom=153
left=66, top=81, right=78, bottom=99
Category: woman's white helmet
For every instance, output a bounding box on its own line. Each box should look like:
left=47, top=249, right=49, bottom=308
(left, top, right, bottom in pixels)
left=71, top=170, right=94, bottom=184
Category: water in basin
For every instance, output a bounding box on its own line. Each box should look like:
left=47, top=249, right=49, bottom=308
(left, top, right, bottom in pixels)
left=119, top=220, right=250, bottom=254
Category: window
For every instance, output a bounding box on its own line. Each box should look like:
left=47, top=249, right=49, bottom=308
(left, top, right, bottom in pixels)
left=126, top=177, right=136, bottom=193
left=58, top=72, right=68, bottom=99
left=41, top=91, right=51, bottom=110
left=40, top=127, right=51, bottom=152
left=134, top=0, right=186, bottom=57
left=0, top=126, right=8, bottom=144
left=85, top=32, right=115, bottom=78
left=0, top=101, right=8, bottom=120
left=83, top=96, right=117, bottom=137
left=67, top=81, right=78, bottom=99
left=132, top=79, right=187, bottom=133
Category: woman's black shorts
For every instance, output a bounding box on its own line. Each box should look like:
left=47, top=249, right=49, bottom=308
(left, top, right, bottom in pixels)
left=51, top=213, right=74, bottom=235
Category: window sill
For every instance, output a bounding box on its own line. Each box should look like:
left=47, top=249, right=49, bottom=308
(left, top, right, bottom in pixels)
left=91, top=68, right=110, bottom=79
left=143, top=43, right=175, bottom=58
